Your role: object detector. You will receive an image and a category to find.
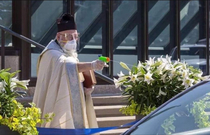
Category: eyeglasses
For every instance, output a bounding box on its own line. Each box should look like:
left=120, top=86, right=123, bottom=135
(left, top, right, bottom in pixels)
left=59, top=33, right=80, bottom=41
left=58, top=33, right=80, bottom=51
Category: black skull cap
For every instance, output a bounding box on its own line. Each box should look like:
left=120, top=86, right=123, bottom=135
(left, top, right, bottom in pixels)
left=57, top=13, right=76, bottom=32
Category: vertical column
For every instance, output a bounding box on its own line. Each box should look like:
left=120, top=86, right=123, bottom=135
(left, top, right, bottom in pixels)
left=70, top=0, right=75, bottom=15
left=170, top=0, right=180, bottom=60
left=176, top=0, right=180, bottom=60
left=199, top=0, right=205, bottom=40
left=1, top=30, right=5, bottom=69
left=137, top=0, right=148, bottom=62
left=205, top=0, right=209, bottom=75
left=12, top=0, right=31, bottom=80
left=102, top=0, right=113, bottom=78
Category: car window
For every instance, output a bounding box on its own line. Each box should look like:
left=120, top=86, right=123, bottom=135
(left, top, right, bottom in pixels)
left=130, top=81, right=210, bottom=135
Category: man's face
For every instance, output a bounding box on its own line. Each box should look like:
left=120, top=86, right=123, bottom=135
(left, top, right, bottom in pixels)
left=56, top=30, right=79, bottom=43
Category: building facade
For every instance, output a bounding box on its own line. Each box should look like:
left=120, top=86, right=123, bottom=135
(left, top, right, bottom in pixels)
left=0, top=0, right=210, bottom=86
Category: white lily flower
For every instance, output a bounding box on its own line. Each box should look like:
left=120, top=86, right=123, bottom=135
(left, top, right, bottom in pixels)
left=11, top=76, right=18, bottom=82
left=202, top=75, right=210, bottom=80
left=144, top=72, right=153, bottom=84
left=173, top=61, right=183, bottom=69
left=157, top=55, right=163, bottom=62
left=19, top=80, right=30, bottom=86
left=156, top=63, right=165, bottom=75
left=114, top=78, right=121, bottom=88
left=182, top=78, right=194, bottom=88
left=129, top=71, right=132, bottom=75
left=182, top=62, right=187, bottom=70
left=146, top=57, right=155, bottom=66
left=137, top=61, right=143, bottom=69
left=164, top=63, right=172, bottom=71
left=0, top=82, right=4, bottom=92
left=11, top=77, right=30, bottom=89
left=182, top=70, right=189, bottom=78
left=130, top=74, right=138, bottom=83
left=166, top=55, right=172, bottom=64
left=156, top=88, right=167, bottom=98
left=169, top=68, right=176, bottom=79
left=0, top=82, right=3, bottom=89
left=194, top=72, right=203, bottom=78
left=161, top=74, right=167, bottom=83
left=10, top=82, right=16, bottom=89
left=126, top=85, right=132, bottom=88
left=145, top=65, right=151, bottom=71
left=117, top=71, right=125, bottom=77
left=158, top=55, right=168, bottom=63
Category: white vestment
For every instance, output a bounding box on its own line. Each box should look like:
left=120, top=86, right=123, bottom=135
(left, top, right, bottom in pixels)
left=33, top=40, right=98, bottom=129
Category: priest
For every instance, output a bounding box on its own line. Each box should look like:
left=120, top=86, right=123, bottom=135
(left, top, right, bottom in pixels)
left=33, top=13, right=106, bottom=130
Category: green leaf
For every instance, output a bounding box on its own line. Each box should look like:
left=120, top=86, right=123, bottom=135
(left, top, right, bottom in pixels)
left=0, top=68, right=11, bottom=73
left=10, top=70, right=20, bottom=78
left=140, top=67, right=146, bottom=74
left=0, top=72, right=10, bottom=84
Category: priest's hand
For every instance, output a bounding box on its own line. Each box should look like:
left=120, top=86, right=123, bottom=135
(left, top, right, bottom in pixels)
left=84, top=86, right=94, bottom=95
left=91, top=60, right=106, bottom=70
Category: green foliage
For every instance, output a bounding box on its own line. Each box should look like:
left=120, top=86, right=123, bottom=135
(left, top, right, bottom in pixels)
left=0, top=93, right=16, bottom=117
left=161, top=114, right=176, bottom=135
left=0, top=101, right=54, bottom=135
left=190, top=96, right=210, bottom=128
left=0, top=69, right=54, bottom=135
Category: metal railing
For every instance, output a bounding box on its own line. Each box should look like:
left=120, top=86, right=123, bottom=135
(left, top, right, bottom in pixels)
left=0, top=25, right=114, bottom=84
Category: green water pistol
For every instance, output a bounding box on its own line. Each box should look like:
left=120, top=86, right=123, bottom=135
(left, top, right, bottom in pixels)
left=98, top=55, right=110, bottom=63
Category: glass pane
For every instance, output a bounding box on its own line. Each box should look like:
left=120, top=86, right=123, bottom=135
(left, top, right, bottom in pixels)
left=75, top=0, right=102, bottom=35
left=31, top=52, right=39, bottom=77
left=149, top=25, right=170, bottom=58
left=180, top=1, right=199, bottom=30
left=113, top=0, right=137, bottom=76
left=0, top=1, right=12, bottom=46
left=78, top=28, right=102, bottom=62
left=113, top=26, right=137, bottom=75
left=180, top=1, right=203, bottom=73
left=31, top=1, right=63, bottom=77
left=113, top=0, right=137, bottom=36
left=31, top=1, right=63, bottom=42
left=148, top=1, right=170, bottom=58
left=148, top=1, right=169, bottom=32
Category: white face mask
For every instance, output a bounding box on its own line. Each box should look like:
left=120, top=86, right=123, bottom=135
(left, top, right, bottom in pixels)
left=63, top=40, right=77, bottom=51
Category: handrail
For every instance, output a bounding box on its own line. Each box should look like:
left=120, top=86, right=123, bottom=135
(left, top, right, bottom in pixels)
left=95, top=71, right=114, bottom=84
left=0, top=25, right=45, bottom=49
left=0, top=25, right=114, bottom=84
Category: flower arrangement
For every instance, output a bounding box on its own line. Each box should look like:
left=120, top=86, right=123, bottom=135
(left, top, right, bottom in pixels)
left=114, top=55, right=208, bottom=116
left=0, top=69, right=54, bottom=135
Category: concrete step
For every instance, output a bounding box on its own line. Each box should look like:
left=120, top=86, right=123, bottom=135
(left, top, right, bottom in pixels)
left=92, top=94, right=128, bottom=106
left=100, top=128, right=129, bottom=135
left=16, top=95, right=128, bottom=108
left=97, top=116, right=135, bottom=127
left=92, top=85, right=122, bottom=95
left=16, top=94, right=127, bottom=106
left=16, top=97, right=33, bottom=107
left=94, top=105, right=126, bottom=117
